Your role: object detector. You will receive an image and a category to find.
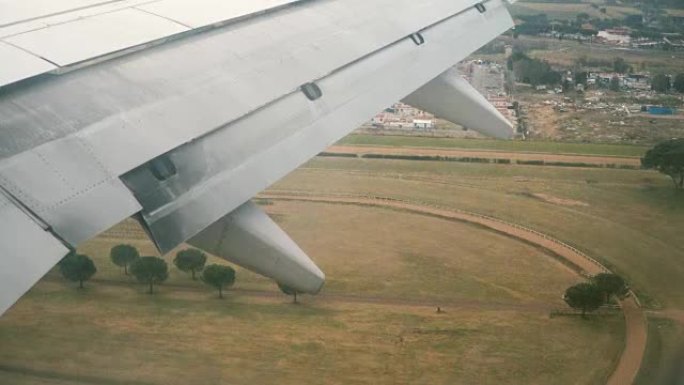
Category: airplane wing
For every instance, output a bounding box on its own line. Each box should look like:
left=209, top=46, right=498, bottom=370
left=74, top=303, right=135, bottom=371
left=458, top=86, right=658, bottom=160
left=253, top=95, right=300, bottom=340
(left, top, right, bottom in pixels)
left=0, top=0, right=515, bottom=314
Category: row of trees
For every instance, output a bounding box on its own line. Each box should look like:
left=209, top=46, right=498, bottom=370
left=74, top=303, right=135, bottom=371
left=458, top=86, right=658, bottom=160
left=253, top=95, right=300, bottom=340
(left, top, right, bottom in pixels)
left=507, top=52, right=561, bottom=87
left=651, top=73, right=684, bottom=93
left=564, top=273, right=628, bottom=317
left=59, top=245, right=300, bottom=302
left=113, top=246, right=234, bottom=297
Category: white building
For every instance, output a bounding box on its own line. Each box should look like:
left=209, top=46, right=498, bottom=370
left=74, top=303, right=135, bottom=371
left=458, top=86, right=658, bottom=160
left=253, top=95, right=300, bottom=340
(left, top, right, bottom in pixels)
left=597, top=29, right=632, bottom=45
left=412, top=119, right=434, bottom=129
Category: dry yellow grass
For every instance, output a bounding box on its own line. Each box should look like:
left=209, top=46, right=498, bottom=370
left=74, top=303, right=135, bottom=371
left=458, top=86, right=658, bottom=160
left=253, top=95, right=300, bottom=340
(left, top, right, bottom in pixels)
left=278, top=157, right=684, bottom=308
left=0, top=197, right=624, bottom=385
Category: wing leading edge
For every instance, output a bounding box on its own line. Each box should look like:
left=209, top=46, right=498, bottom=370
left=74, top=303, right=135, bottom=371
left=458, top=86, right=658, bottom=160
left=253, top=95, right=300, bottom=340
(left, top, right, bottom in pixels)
left=0, top=0, right=515, bottom=314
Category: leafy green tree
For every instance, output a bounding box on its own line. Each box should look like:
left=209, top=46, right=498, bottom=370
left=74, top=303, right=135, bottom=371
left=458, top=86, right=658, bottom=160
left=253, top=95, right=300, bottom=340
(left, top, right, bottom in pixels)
left=574, top=71, right=588, bottom=87
left=576, top=13, right=590, bottom=23
left=278, top=282, right=301, bottom=304
left=110, top=244, right=139, bottom=275
left=130, top=257, right=168, bottom=294
left=201, top=264, right=235, bottom=298
left=592, top=273, right=628, bottom=303
left=613, top=57, right=631, bottom=74
left=651, top=74, right=671, bottom=93
left=564, top=283, right=604, bottom=318
left=509, top=52, right=561, bottom=86
left=59, top=253, right=96, bottom=289
left=673, top=73, right=684, bottom=93
left=174, top=248, right=207, bottom=280
left=642, top=139, right=684, bottom=190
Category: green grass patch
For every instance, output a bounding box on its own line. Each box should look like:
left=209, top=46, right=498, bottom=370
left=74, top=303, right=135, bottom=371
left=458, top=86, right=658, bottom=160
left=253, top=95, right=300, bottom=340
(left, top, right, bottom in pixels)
left=635, top=317, right=683, bottom=385
left=338, top=135, right=647, bottom=157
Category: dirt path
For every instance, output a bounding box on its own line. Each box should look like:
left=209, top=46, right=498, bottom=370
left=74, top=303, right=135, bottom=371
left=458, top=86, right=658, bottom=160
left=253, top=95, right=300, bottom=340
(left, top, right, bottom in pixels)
left=326, top=145, right=641, bottom=166
left=260, top=192, right=647, bottom=385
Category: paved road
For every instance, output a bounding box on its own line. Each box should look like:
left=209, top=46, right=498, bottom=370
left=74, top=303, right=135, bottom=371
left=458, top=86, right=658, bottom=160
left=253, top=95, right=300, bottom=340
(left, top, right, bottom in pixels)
left=261, top=192, right=648, bottom=385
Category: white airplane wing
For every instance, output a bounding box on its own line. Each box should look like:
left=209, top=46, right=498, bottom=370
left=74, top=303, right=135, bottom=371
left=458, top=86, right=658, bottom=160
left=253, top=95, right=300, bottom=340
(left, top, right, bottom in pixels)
left=0, top=0, right=515, bottom=314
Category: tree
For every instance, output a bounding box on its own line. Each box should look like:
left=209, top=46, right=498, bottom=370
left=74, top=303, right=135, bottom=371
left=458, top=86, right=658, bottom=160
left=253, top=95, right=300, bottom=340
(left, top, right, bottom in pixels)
left=564, top=283, right=604, bottom=318
left=174, top=248, right=207, bottom=280
left=651, top=74, right=671, bottom=93
left=59, top=253, right=96, bottom=289
left=592, top=273, right=628, bottom=303
left=613, top=57, right=631, bottom=74
left=130, top=257, right=168, bottom=294
left=574, top=71, right=588, bottom=87
left=509, top=52, right=561, bottom=86
left=609, top=76, right=621, bottom=91
left=201, top=264, right=235, bottom=298
left=278, top=282, right=301, bottom=304
left=110, top=244, right=139, bottom=275
left=562, top=78, right=572, bottom=93
left=642, top=139, right=684, bottom=190
left=576, top=12, right=590, bottom=21
left=673, top=73, right=684, bottom=93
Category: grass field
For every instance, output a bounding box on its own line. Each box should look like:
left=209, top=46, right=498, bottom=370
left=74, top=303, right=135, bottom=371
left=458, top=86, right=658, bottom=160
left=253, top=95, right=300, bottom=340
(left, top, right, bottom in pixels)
left=5, top=134, right=678, bottom=383
left=0, top=198, right=625, bottom=384
left=525, top=40, right=684, bottom=75
left=278, top=157, right=684, bottom=309
left=338, top=134, right=648, bottom=157
left=511, top=2, right=642, bottom=20
left=635, top=317, right=684, bottom=384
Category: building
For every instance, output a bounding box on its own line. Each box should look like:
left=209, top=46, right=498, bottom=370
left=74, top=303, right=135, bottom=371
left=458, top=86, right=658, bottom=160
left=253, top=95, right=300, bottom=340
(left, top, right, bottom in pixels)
left=369, top=102, right=434, bottom=128
left=597, top=28, right=632, bottom=45
left=412, top=119, right=434, bottom=129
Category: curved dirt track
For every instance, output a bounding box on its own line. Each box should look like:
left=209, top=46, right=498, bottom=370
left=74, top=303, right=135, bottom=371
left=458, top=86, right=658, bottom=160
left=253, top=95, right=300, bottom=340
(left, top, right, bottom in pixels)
left=260, top=192, right=647, bottom=385
left=327, top=145, right=641, bottom=166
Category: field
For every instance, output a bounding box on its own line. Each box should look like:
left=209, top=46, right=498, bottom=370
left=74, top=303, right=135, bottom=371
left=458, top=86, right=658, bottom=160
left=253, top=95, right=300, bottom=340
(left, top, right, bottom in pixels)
left=0, top=160, right=633, bottom=384
left=276, top=157, right=684, bottom=309
left=524, top=39, right=684, bottom=75
left=338, top=134, right=649, bottom=157
left=4, top=133, right=684, bottom=383
left=635, top=317, right=684, bottom=385
left=490, top=34, right=684, bottom=74
left=511, top=2, right=642, bottom=20
left=529, top=45, right=684, bottom=75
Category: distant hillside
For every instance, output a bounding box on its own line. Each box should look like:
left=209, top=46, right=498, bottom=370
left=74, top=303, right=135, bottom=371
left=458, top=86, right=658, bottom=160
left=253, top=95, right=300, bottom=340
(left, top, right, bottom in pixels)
left=632, top=0, right=684, bottom=8
left=519, top=0, right=684, bottom=9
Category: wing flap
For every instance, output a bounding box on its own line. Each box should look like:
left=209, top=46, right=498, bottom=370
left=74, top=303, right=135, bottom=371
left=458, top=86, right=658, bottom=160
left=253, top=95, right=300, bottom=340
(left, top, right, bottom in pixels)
left=137, top=0, right=300, bottom=28
left=0, top=137, right=142, bottom=246
left=0, top=41, right=56, bottom=86
left=0, top=192, right=69, bottom=314
left=4, top=9, right=189, bottom=67
left=122, top=0, right=514, bottom=253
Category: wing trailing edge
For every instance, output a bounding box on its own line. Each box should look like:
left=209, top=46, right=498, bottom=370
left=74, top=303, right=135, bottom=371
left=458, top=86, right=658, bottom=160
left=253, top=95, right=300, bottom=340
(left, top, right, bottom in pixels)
left=0, top=192, right=69, bottom=314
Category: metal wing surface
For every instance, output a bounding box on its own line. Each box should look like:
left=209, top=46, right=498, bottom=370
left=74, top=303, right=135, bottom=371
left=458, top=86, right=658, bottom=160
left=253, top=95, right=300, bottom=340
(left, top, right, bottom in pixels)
left=0, top=0, right=515, bottom=314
